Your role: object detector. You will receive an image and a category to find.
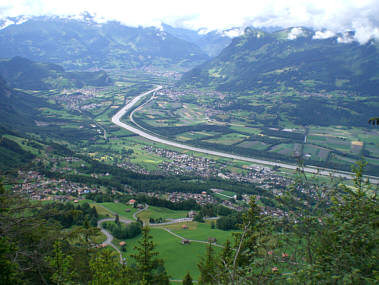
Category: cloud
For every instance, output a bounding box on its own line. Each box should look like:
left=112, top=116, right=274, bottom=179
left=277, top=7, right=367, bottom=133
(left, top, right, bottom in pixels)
left=288, top=27, right=304, bottom=40
left=313, top=30, right=335, bottom=40
left=337, top=32, right=355, bottom=44
left=0, top=0, right=379, bottom=43
left=352, top=19, right=379, bottom=44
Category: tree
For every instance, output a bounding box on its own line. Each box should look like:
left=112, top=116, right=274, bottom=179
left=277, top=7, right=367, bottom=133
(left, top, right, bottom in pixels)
left=198, top=198, right=280, bottom=284
left=89, top=248, right=129, bottom=285
left=46, top=240, right=76, bottom=285
left=198, top=242, right=217, bottom=284
left=0, top=237, right=20, bottom=284
left=0, top=179, right=62, bottom=284
left=131, top=227, right=169, bottom=284
left=182, top=272, right=193, bottom=285
left=294, top=161, right=379, bottom=283
left=368, top=117, right=379, bottom=125
left=115, top=214, right=120, bottom=226
left=193, top=213, right=204, bottom=223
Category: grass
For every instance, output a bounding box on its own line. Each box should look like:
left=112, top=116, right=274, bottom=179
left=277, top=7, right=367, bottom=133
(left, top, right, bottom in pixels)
left=303, top=144, right=330, bottom=161
left=163, top=221, right=236, bottom=246
left=237, top=140, right=268, bottom=150
left=204, top=133, right=248, bottom=146
left=270, top=143, right=300, bottom=156
left=89, top=203, right=114, bottom=219
left=100, top=202, right=137, bottom=220
left=137, top=206, right=188, bottom=223
left=120, top=227, right=223, bottom=280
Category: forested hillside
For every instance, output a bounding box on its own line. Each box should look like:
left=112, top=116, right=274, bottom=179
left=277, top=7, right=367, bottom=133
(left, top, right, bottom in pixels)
left=181, top=27, right=379, bottom=95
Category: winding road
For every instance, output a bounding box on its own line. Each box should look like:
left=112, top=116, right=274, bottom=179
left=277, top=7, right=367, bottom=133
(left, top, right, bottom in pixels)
left=97, top=217, right=131, bottom=262
left=112, top=86, right=379, bottom=183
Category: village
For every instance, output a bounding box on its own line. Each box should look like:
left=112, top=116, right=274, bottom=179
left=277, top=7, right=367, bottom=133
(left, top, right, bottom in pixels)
left=142, top=145, right=292, bottom=193
left=13, top=170, right=99, bottom=201
left=55, top=87, right=105, bottom=111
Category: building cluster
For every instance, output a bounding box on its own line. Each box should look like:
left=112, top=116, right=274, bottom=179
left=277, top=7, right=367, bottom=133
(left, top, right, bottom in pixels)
left=142, top=146, right=291, bottom=193
left=13, top=170, right=98, bottom=201
left=142, top=146, right=223, bottom=177
left=56, top=87, right=106, bottom=111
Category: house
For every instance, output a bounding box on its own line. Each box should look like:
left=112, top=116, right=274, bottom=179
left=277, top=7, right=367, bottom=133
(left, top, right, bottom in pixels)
left=187, top=210, right=197, bottom=218
left=119, top=241, right=126, bottom=246
left=137, top=204, right=144, bottom=209
left=181, top=224, right=188, bottom=229
left=128, top=199, right=136, bottom=205
left=208, top=237, right=217, bottom=243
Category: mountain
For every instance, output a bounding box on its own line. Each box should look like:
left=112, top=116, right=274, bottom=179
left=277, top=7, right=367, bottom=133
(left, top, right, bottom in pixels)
left=0, top=17, right=209, bottom=70
left=181, top=27, right=379, bottom=95
left=162, top=23, right=233, bottom=57
left=0, top=56, right=112, bottom=90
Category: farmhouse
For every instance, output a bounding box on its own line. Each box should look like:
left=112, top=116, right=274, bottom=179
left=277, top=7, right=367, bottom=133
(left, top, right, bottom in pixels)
left=128, top=199, right=136, bottom=205
left=181, top=239, right=190, bottom=245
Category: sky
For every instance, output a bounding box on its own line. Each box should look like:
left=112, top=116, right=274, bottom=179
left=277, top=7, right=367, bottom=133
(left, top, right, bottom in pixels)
left=0, top=0, right=378, bottom=43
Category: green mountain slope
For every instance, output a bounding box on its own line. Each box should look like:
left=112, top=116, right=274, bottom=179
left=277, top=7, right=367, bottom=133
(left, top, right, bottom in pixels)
left=181, top=27, right=379, bottom=95
left=162, top=23, right=232, bottom=57
left=0, top=17, right=209, bottom=70
left=0, top=56, right=112, bottom=90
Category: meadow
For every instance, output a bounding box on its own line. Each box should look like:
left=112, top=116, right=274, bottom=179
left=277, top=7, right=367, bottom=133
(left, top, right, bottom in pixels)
left=89, top=201, right=234, bottom=280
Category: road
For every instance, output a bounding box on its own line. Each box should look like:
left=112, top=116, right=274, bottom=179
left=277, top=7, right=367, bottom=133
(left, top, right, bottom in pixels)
left=97, top=217, right=132, bottom=262
left=133, top=204, right=149, bottom=221
left=162, top=228, right=224, bottom=248
left=112, top=86, right=379, bottom=183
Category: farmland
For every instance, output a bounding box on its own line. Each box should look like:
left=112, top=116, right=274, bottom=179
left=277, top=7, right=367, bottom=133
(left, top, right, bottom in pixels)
left=129, top=87, right=379, bottom=175
left=91, top=201, right=235, bottom=280
left=20, top=68, right=379, bottom=179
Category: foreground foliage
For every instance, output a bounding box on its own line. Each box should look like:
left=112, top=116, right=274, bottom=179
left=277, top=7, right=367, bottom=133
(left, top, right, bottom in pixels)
left=198, top=161, right=378, bottom=284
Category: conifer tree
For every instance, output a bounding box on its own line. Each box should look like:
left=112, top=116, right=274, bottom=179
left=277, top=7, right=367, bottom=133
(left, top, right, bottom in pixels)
left=198, top=242, right=216, bottom=284
left=46, top=240, right=76, bottom=285
left=182, top=272, right=193, bottom=285
left=89, top=248, right=128, bottom=285
left=131, top=226, right=169, bottom=284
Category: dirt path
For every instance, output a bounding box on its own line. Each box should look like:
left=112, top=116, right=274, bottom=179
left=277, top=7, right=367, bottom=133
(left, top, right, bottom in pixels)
left=161, top=228, right=224, bottom=248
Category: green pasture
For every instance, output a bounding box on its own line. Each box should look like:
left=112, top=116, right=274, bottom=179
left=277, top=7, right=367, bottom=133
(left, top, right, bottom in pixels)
left=237, top=140, right=269, bottom=151
left=164, top=221, right=235, bottom=246
left=175, top=131, right=218, bottom=141
left=137, top=206, right=188, bottom=223
left=303, top=144, right=330, bottom=161
left=230, top=125, right=261, bottom=135
left=120, top=227, right=218, bottom=280
left=204, top=133, right=249, bottom=146
left=365, top=144, right=379, bottom=158
left=269, top=143, right=300, bottom=156
left=3, top=135, right=43, bottom=155
left=100, top=202, right=137, bottom=220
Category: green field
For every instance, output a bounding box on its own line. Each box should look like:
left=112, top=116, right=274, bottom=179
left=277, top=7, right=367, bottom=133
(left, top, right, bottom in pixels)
left=137, top=206, right=188, bottom=223
left=120, top=227, right=220, bottom=280
left=100, top=202, right=137, bottom=220
left=93, top=202, right=234, bottom=280
left=165, top=221, right=235, bottom=246
left=204, top=133, right=249, bottom=145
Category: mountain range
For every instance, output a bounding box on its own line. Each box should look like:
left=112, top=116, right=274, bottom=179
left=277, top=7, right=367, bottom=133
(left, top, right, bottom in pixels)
left=0, top=17, right=211, bottom=70
left=181, top=27, right=379, bottom=95
left=0, top=56, right=112, bottom=90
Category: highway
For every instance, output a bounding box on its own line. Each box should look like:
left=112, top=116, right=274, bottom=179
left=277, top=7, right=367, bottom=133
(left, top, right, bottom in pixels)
left=112, top=86, right=379, bottom=183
